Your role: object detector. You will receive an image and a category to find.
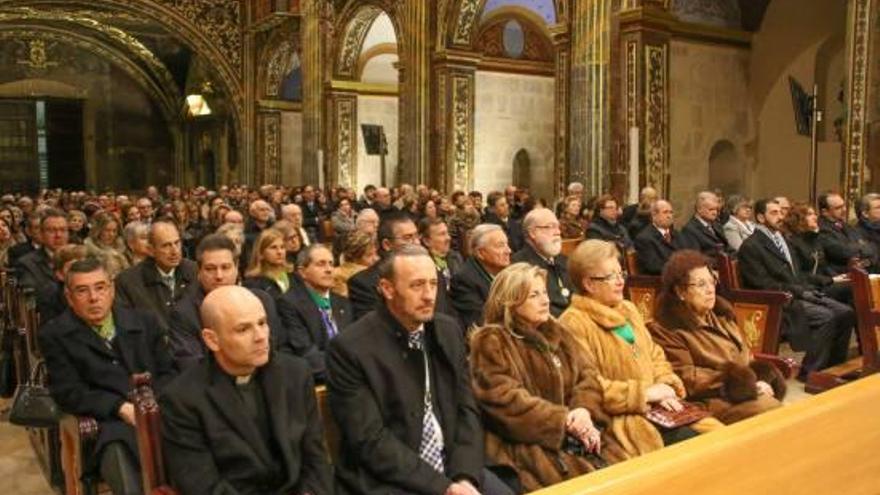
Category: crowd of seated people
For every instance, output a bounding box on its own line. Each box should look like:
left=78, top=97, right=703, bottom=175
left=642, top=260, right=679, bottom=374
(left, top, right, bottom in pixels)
left=1, top=180, right=877, bottom=494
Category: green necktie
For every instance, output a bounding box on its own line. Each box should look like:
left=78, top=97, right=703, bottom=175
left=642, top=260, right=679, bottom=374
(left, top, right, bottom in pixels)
left=93, top=314, right=115, bottom=341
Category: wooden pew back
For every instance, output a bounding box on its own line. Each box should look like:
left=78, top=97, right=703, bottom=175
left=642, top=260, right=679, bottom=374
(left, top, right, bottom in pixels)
left=854, top=267, right=880, bottom=371
left=315, top=385, right=340, bottom=463
left=130, top=372, right=172, bottom=494
left=532, top=375, right=880, bottom=495
left=560, top=238, right=582, bottom=258
left=625, top=276, right=662, bottom=322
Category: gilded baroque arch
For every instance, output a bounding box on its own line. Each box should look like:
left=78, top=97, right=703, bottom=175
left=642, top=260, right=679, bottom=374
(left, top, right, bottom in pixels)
left=333, top=0, right=401, bottom=80
left=259, top=21, right=301, bottom=99
left=445, top=0, right=568, bottom=48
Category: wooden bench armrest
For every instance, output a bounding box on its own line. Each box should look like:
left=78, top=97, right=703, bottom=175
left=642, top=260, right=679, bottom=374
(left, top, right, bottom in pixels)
left=726, top=288, right=792, bottom=305
left=753, top=353, right=800, bottom=380
left=151, top=487, right=180, bottom=495
left=59, top=414, right=100, bottom=494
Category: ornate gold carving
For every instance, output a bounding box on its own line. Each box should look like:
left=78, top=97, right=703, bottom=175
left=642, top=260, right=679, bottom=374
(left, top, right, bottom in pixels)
left=450, top=74, right=474, bottom=191
left=265, top=40, right=299, bottom=97
left=17, top=39, right=57, bottom=69
left=626, top=40, right=638, bottom=130
left=261, top=112, right=281, bottom=184
left=475, top=15, right=554, bottom=62
left=845, top=0, right=872, bottom=205
left=452, top=0, right=481, bottom=46
left=336, top=6, right=381, bottom=78
left=154, top=0, right=243, bottom=73
left=644, top=44, right=668, bottom=192
left=335, top=95, right=357, bottom=187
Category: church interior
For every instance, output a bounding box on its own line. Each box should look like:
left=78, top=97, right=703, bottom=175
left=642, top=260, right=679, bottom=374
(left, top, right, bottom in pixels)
left=1, top=0, right=880, bottom=494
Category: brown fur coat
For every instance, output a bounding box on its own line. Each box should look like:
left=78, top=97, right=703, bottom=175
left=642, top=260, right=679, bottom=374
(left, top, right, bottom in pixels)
left=651, top=296, right=783, bottom=424
left=558, top=296, right=687, bottom=458
left=469, top=319, right=626, bottom=491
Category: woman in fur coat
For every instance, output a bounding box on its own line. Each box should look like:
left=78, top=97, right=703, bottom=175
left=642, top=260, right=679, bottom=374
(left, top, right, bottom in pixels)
left=470, top=263, right=626, bottom=492
left=559, top=240, right=722, bottom=459
left=650, top=250, right=785, bottom=425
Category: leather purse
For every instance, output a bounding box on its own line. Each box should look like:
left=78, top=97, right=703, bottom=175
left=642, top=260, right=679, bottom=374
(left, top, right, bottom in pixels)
left=646, top=401, right=710, bottom=429
left=9, top=360, right=61, bottom=428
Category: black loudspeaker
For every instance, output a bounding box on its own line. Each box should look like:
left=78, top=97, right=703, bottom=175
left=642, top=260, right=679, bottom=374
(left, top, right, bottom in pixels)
left=361, top=124, right=386, bottom=155
left=788, top=76, right=812, bottom=137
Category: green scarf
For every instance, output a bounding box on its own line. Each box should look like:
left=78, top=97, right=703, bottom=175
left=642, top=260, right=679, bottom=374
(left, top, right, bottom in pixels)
left=612, top=322, right=635, bottom=345
left=306, top=287, right=331, bottom=311
left=274, top=271, right=290, bottom=293
left=93, top=313, right=115, bottom=341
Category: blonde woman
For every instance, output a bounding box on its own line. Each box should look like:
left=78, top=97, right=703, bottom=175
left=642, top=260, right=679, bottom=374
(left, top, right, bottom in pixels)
left=331, top=230, right=378, bottom=297
left=242, top=228, right=294, bottom=299
left=470, top=263, right=624, bottom=492
left=559, top=240, right=721, bottom=459
left=84, top=211, right=130, bottom=277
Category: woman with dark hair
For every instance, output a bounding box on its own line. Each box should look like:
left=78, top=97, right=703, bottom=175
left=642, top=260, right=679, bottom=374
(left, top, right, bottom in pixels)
left=470, top=263, right=624, bottom=492
left=560, top=195, right=587, bottom=239
left=784, top=202, right=851, bottom=303
left=650, top=250, right=785, bottom=425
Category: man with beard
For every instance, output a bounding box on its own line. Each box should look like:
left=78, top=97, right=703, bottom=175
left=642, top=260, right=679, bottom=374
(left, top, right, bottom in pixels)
left=327, top=245, right=511, bottom=495
left=512, top=208, right=573, bottom=317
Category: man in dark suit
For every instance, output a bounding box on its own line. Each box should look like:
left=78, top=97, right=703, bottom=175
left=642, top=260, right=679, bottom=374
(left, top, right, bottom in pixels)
left=620, top=186, right=657, bottom=234
left=818, top=192, right=878, bottom=274
left=35, top=244, right=88, bottom=324
left=738, top=199, right=854, bottom=379
left=483, top=191, right=523, bottom=252
left=40, top=257, right=176, bottom=495
left=8, top=213, right=41, bottom=267
left=19, top=209, right=70, bottom=293
left=633, top=199, right=683, bottom=275
left=513, top=208, right=572, bottom=317
left=298, top=184, right=322, bottom=242
left=855, top=192, right=880, bottom=259
left=419, top=217, right=461, bottom=320
left=586, top=194, right=633, bottom=252
left=450, top=224, right=512, bottom=331
left=161, top=286, right=332, bottom=495
left=115, top=220, right=197, bottom=330
left=679, top=191, right=735, bottom=265
left=348, top=211, right=420, bottom=321
left=277, top=244, right=352, bottom=379
left=327, top=246, right=510, bottom=495
left=168, top=234, right=283, bottom=370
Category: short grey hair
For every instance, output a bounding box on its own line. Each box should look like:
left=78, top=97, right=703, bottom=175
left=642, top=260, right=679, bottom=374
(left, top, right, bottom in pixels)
left=355, top=208, right=379, bottom=227
left=295, top=243, right=332, bottom=270
left=376, top=244, right=430, bottom=281
left=469, top=224, right=504, bottom=253
left=695, top=191, right=718, bottom=210
left=281, top=203, right=300, bottom=216
left=858, top=193, right=880, bottom=217
left=567, top=182, right=584, bottom=193
left=123, top=221, right=150, bottom=243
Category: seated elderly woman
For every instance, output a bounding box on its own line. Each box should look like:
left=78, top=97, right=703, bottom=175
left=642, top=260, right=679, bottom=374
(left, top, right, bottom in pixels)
left=650, top=250, right=785, bottom=424
left=559, top=240, right=721, bottom=459
left=470, top=263, right=625, bottom=492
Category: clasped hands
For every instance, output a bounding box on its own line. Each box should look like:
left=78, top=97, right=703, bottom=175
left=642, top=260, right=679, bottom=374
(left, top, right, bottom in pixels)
left=646, top=383, right=683, bottom=412
left=565, top=408, right=601, bottom=453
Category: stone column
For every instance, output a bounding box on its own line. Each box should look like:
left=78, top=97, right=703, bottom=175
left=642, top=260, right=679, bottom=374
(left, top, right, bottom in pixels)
left=614, top=0, right=672, bottom=200
left=397, top=0, right=431, bottom=185
left=301, top=0, right=325, bottom=186
left=844, top=0, right=878, bottom=204
left=432, top=51, right=477, bottom=192
left=325, top=88, right=358, bottom=188
left=551, top=25, right=570, bottom=199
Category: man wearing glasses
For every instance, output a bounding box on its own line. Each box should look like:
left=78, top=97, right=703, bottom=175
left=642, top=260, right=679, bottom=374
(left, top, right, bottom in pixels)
left=817, top=192, right=878, bottom=275
left=513, top=207, right=573, bottom=317
left=40, top=256, right=176, bottom=495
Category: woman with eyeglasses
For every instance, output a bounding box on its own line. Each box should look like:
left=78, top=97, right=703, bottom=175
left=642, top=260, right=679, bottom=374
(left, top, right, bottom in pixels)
left=559, top=240, right=720, bottom=459
left=649, top=250, right=785, bottom=424
left=469, top=263, right=625, bottom=492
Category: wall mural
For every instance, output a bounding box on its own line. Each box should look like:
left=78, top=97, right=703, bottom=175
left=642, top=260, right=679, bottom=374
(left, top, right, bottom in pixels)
left=670, top=0, right=741, bottom=29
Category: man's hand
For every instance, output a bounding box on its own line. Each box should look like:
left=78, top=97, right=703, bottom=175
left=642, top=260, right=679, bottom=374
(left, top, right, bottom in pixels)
left=445, top=480, right=480, bottom=495
left=756, top=380, right=774, bottom=397
left=118, top=402, right=136, bottom=426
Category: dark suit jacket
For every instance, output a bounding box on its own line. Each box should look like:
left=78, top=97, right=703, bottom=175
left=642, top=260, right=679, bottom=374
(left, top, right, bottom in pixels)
left=739, top=230, right=813, bottom=297
left=483, top=212, right=523, bottom=252
left=298, top=201, right=321, bottom=242
left=160, top=354, right=332, bottom=495
left=35, top=279, right=68, bottom=324
left=18, top=248, right=54, bottom=291
left=633, top=226, right=683, bottom=276
left=818, top=216, right=877, bottom=275
left=276, top=282, right=352, bottom=377
left=168, top=285, right=285, bottom=370
left=243, top=274, right=293, bottom=301
left=347, top=264, right=380, bottom=322
left=326, top=307, right=483, bottom=495
left=8, top=241, right=37, bottom=267
left=586, top=217, right=633, bottom=251
left=39, top=305, right=176, bottom=470
left=511, top=244, right=572, bottom=317
left=115, top=257, right=198, bottom=330
left=679, top=216, right=734, bottom=264
left=449, top=257, right=493, bottom=331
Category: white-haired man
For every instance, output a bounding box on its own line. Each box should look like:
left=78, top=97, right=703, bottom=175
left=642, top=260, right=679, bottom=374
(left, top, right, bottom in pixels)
left=513, top=208, right=573, bottom=316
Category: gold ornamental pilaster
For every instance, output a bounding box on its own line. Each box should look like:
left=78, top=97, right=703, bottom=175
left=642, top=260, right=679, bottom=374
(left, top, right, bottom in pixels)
left=398, top=0, right=431, bottom=186
left=326, top=89, right=358, bottom=188
left=551, top=25, right=570, bottom=199
left=433, top=51, right=478, bottom=192
left=302, top=0, right=325, bottom=186
left=844, top=0, right=875, bottom=206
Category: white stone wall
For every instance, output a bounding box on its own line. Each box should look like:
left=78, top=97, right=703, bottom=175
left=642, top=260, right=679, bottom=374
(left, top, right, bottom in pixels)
left=474, top=71, right=555, bottom=200
left=356, top=94, right=399, bottom=190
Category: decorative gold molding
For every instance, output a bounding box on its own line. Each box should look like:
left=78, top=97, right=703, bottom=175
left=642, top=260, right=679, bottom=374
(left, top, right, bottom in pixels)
left=336, top=5, right=382, bottom=78
left=258, top=99, right=303, bottom=111
left=626, top=39, right=638, bottom=131
left=618, top=5, right=752, bottom=47
left=476, top=57, right=554, bottom=76
left=264, top=40, right=299, bottom=98
left=259, top=112, right=282, bottom=184
left=845, top=0, right=873, bottom=205
left=334, top=95, right=357, bottom=187
left=329, top=79, right=398, bottom=95
left=450, top=73, right=474, bottom=191
left=644, top=43, right=668, bottom=193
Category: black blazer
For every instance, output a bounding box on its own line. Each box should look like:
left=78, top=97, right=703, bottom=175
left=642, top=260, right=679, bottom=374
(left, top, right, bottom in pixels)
left=168, top=285, right=285, bottom=371
left=449, top=257, right=493, bottom=331
left=18, top=248, right=54, bottom=290
left=242, top=274, right=293, bottom=301
left=633, top=226, right=683, bottom=276
left=115, top=257, right=198, bottom=330
left=326, top=306, right=483, bottom=495
left=39, top=305, right=176, bottom=470
left=276, top=282, right=352, bottom=377
left=160, top=354, right=332, bottom=495
left=8, top=241, right=37, bottom=267
left=818, top=216, right=876, bottom=275
left=484, top=212, right=523, bottom=252
left=511, top=243, right=572, bottom=317
left=738, top=229, right=811, bottom=297
left=679, top=216, right=734, bottom=263
left=586, top=217, right=633, bottom=251
left=347, top=264, right=381, bottom=322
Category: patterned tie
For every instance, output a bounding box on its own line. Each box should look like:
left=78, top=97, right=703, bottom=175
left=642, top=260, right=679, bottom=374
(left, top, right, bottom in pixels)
left=663, top=230, right=672, bottom=244
left=319, top=308, right=338, bottom=339
left=771, top=233, right=794, bottom=271
left=407, top=330, right=445, bottom=473
left=161, top=273, right=176, bottom=297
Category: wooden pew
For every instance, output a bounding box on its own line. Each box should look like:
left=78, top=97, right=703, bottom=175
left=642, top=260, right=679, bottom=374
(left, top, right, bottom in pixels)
left=315, top=384, right=340, bottom=464
left=130, top=373, right=178, bottom=495
left=532, top=374, right=880, bottom=495
left=560, top=237, right=582, bottom=258
left=59, top=415, right=102, bottom=495
left=806, top=266, right=880, bottom=393
left=625, top=275, right=662, bottom=323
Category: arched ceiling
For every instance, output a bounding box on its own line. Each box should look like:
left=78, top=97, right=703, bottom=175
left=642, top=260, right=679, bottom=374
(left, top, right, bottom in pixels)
left=481, top=0, right=556, bottom=25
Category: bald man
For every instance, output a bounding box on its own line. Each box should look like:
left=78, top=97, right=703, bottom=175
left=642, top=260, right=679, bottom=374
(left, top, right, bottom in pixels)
left=160, top=286, right=332, bottom=495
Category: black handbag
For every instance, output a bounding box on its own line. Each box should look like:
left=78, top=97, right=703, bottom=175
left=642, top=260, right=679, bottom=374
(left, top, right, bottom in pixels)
left=0, top=348, right=14, bottom=398
left=9, top=360, right=61, bottom=428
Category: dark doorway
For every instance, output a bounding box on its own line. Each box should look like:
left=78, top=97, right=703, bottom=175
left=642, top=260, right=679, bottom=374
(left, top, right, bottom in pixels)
left=513, top=148, right=531, bottom=188
left=44, top=99, right=85, bottom=190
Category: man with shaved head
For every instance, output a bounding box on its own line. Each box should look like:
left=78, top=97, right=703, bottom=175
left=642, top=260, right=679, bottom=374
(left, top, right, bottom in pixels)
left=633, top=199, right=684, bottom=275
left=328, top=246, right=511, bottom=495
left=161, top=286, right=332, bottom=495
